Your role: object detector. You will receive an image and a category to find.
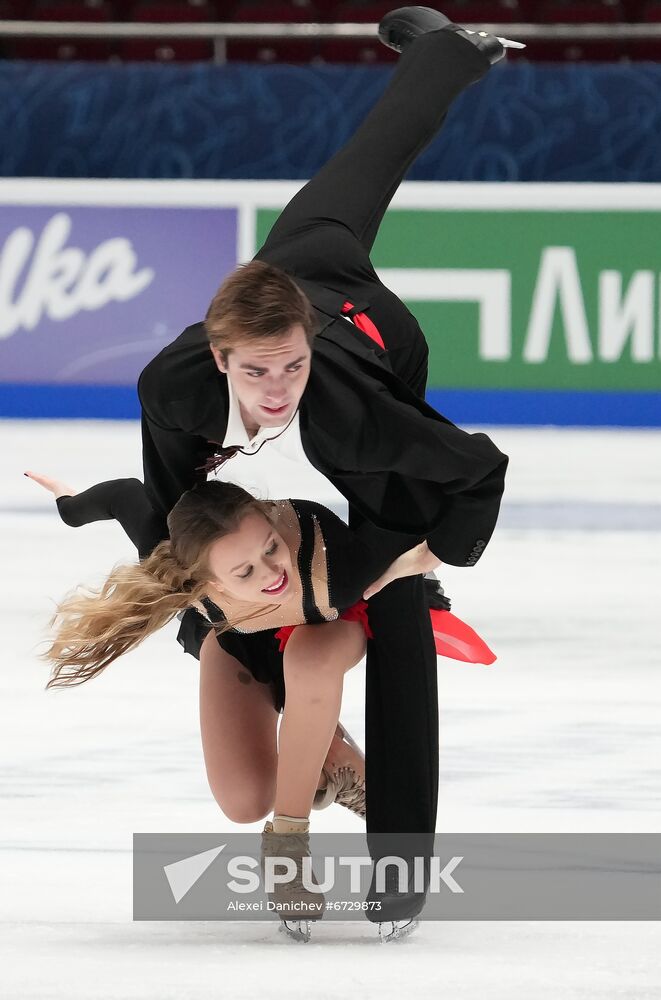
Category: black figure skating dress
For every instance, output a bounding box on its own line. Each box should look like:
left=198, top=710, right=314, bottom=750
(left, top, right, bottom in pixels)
left=55, top=478, right=495, bottom=712
left=56, top=479, right=396, bottom=710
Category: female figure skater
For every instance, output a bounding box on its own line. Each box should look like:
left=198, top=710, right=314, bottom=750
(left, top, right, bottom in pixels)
left=26, top=470, right=494, bottom=940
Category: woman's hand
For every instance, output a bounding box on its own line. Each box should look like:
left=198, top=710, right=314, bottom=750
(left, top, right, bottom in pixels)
left=363, top=541, right=442, bottom=601
left=24, top=470, right=77, bottom=499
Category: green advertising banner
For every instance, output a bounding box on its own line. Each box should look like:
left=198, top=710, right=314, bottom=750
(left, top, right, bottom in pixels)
left=256, top=184, right=661, bottom=424
left=256, top=208, right=661, bottom=392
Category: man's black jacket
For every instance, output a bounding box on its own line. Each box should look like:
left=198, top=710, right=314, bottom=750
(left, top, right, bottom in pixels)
left=138, top=278, right=508, bottom=568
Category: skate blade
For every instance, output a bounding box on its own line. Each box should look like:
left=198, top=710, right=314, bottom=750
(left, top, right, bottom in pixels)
left=497, top=36, right=526, bottom=49
left=378, top=918, right=420, bottom=943
left=463, top=28, right=526, bottom=50
left=335, top=721, right=364, bottom=757
left=278, top=919, right=312, bottom=942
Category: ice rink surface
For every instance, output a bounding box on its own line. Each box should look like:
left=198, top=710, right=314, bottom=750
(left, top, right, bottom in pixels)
left=2, top=419, right=660, bottom=999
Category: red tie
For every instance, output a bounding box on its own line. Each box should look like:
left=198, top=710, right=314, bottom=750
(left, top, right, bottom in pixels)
left=341, top=300, right=386, bottom=350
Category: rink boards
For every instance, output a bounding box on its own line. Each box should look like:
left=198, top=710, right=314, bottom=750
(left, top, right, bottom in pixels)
left=1, top=179, right=660, bottom=425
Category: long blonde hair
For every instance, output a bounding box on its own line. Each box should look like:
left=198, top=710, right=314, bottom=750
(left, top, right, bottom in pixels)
left=43, top=481, right=275, bottom=689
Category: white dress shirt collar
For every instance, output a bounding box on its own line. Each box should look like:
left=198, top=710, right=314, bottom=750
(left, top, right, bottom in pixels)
left=222, top=377, right=295, bottom=454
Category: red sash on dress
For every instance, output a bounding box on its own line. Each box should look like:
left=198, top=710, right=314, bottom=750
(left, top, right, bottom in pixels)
left=275, top=600, right=495, bottom=664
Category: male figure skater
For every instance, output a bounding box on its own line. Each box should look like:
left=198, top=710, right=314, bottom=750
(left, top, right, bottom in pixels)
left=137, top=7, right=514, bottom=925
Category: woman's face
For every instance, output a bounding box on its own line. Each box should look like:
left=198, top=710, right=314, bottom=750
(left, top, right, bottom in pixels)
left=205, top=510, right=294, bottom=604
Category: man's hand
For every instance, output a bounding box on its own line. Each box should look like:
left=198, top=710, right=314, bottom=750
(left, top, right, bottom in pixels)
left=363, top=541, right=442, bottom=600
left=24, top=471, right=77, bottom=499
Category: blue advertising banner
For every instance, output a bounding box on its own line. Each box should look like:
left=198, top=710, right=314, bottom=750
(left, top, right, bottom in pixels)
left=0, top=199, right=237, bottom=414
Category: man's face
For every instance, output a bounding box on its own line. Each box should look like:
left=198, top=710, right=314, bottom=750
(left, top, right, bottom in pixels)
left=211, top=326, right=312, bottom=432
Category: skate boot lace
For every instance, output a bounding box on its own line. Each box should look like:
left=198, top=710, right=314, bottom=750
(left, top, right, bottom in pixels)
left=325, top=764, right=366, bottom=819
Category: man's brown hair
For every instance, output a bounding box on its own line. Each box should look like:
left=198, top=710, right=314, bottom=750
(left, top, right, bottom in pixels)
left=204, top=260, right=318, bottom=357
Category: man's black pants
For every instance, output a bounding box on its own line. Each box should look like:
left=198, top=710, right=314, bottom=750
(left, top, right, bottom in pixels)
left=256, top=29, right=491, bottom=838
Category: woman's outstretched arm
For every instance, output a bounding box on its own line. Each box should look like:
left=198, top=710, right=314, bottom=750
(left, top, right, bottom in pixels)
left=25, top=471, right=164, bottom=560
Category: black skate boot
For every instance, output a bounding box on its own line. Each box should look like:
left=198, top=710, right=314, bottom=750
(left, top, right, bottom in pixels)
left=368, top=862, right=426, bottom=942
left=378, top=6, right=525, bottom=65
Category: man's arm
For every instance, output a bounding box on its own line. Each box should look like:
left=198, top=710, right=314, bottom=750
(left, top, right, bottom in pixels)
left=138, top=369, right=212, bottom=542
left=342, top=417, right=507, bottom=566
left=137, top=322, right=228, bottom=541
left=424, top=445, right=508, bottom=566
left=140, top=412, right=201, bottom=513
left=381, top=431, right=508, bottom=568
left=361, top=443, right=507, bottom=597
left=315, top=368, right=508, bottom=567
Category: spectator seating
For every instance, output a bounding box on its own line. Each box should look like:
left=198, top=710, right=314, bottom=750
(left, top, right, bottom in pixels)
left=225, top=1, right=322, bottom=63
left=10, top=0, right=115, bottom=60
left=120, top=0, right=217, bottom=61
left=2, top=0, right=661, bottom=63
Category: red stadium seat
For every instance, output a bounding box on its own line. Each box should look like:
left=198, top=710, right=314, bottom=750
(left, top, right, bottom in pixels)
left=318, top=37, right=396, bottom=60
left=500, top=0, right=535, bottom=17
left=328, top=2, right=394, bottom=22
left=121, top=0, right=216, bottom=60
left=623, top=1, right=661, bottom=59
left=32, top=0, right=114, bottom=20
left=10, top=0, right=115, bottom=60
left=619, top=0, right=646, bottom=18
left=120, top=39, right=214, bottom=58
left=539, top=1, right=623, bottom=23
left=317, top=0, right=396, bottom=60
left=624, top=40, right=661, bottom=58
left=531, top=1, right=623, bottom=60
left=230, top=1, right=319, bottom=21
left=308, top=0, right=342, bottom=17
left=0, top=0, right=37, bottom=15
left=227, top=1, right=321, bottom=62
left=0, top=0, right=35, bottom=58
left=128, top=0, right=217, bottom=20
left=440, top=2, right=517, bottom=24
left=226, top=39, right=320, bottom=61
left=525, top=38, right=622, bottom=61
left=327, top=1, right=519, bottom=24
left=641, top=0, right=661, bottom=17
